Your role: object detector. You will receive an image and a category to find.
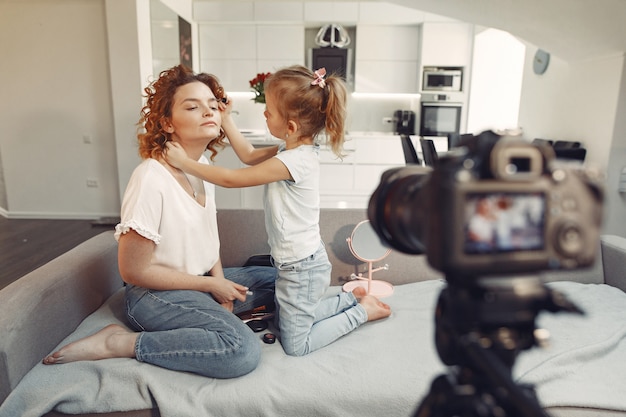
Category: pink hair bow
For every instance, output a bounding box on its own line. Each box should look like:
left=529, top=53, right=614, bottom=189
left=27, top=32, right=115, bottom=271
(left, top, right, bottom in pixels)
left=311, top=68, right=327, bottom=88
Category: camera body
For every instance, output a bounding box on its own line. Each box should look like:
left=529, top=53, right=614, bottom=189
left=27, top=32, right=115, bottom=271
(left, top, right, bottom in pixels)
left=369, top=132, right=604, bottom=277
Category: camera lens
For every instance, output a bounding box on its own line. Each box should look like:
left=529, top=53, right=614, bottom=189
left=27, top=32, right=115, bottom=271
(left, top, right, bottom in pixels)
left=368, top=166, right=431, bottom=254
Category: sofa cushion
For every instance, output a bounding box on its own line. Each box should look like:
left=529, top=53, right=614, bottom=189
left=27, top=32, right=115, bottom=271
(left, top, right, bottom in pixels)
left=0, top=231, right=123, bottom=405
left=217, top=209, right=443, bottom=287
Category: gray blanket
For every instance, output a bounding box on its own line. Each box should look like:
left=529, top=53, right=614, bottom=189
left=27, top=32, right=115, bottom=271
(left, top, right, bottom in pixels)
left=1, top=280, right=625, bottom=417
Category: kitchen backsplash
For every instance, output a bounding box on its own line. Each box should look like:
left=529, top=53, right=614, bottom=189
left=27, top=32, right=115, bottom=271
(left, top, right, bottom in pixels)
left=229, top=93, right=422, bottom=134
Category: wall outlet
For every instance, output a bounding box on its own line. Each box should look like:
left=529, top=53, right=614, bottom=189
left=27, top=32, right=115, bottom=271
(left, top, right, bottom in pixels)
left=82, top=134, right=92, bottom=144
left=86, top=178, right=99, bottom=188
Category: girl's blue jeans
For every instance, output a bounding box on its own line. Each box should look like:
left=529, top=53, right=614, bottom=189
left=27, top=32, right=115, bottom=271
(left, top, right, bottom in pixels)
left=124, top=266, right=276, bottom=378
left=274, top=242, right=368, bottom=356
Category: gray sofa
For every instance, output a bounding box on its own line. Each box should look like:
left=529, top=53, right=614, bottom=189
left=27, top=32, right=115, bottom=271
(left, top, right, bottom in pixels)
left=1, top=209, right=626, bottom=417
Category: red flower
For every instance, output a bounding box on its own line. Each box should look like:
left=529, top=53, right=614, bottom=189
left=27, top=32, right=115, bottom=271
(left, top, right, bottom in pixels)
left=249, top=72, right=271, bottom=104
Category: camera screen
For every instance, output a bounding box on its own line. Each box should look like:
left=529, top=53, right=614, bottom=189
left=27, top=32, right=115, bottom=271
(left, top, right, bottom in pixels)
left=463, top=192, right=545, bottom=254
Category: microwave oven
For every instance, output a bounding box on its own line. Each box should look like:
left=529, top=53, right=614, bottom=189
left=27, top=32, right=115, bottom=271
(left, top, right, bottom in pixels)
left=422, top=66, right=463, bottom=92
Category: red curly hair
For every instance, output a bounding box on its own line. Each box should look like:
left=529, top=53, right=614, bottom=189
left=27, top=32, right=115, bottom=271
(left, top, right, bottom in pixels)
left=137, top=65, right=227, bottom=161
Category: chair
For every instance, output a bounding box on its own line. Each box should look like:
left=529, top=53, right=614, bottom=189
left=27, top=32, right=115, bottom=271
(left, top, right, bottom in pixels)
left=532, top=138, right=554, bottom=147
left=448, top=133, right=475, bottom=150
left=447, top=133, right=461, bottom=150
left=553, top=140, right=581, bottom=149
left=400, top=135, right=421, bottom=165
left=420, top=138, right=439, bottom=167
left=554, top=147, right=586, bottom=162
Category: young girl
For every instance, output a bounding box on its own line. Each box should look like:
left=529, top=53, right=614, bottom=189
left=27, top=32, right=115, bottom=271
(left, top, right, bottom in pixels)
left=166, top=65, right=391, bottom=356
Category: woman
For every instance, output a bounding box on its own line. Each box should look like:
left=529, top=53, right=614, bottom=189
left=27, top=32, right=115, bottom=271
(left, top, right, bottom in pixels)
left=42, top=65, right=276, bottom=378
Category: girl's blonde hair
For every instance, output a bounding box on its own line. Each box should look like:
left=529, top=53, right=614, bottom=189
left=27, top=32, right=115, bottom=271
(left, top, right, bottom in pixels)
left=264, top=65, right=347, bottom=157
left=137, top=65, right=227, bottom=160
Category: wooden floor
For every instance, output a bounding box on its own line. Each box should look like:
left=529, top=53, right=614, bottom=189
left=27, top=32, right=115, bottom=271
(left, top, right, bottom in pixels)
left=0, top=217, right=115, bottom=290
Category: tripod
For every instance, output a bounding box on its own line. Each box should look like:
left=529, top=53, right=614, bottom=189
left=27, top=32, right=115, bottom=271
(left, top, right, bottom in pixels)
left=413, top=275, right=583, bottom=417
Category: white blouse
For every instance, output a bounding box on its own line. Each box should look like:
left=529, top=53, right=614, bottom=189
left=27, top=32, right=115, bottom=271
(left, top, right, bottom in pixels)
left=114, top=157, right=220, bottom=276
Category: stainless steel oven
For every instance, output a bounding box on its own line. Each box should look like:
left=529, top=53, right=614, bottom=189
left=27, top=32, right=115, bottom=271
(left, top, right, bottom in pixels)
left=420, top=94, right=462, bottom=138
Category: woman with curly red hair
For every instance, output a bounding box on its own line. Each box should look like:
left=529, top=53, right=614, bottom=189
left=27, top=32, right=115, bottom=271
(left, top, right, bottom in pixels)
left=42, top=65, right=276, bottom=378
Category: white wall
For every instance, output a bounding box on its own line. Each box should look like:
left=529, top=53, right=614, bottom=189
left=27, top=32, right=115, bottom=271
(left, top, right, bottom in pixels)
left=518, top=51, right=623, bottom=169
left=518, top=49, right=626, bottom=235
left=0, top=0, right=120, bottom=218
left=603, top=58, right=626, bottom=237
left=105, top=0, right=154, bottom=203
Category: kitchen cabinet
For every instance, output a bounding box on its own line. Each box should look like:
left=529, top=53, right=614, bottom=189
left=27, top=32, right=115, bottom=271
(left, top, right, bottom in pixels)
left=257, top=26, right=303, bottom=60
left=357, top=2, right=431, bottom=24
left=198, top=24, right=304, bottom=91
left=212, top=135, right=406, bottom=210
left=186, top=2, right=473, bottom=94
left=254, top=2, right=304, bottom=21
left=304, top=2, right=358, bottom=23
left=354, top=25, right=420, bottom=93
left=320, top=135, right=405, bottom=208
left=192, top=2, right=255, bottom=21
left=419, top=22, right=474, bottom=68
left=211, top=144, right=268, bottom=209
left=193, top=1, right=305, bottom=22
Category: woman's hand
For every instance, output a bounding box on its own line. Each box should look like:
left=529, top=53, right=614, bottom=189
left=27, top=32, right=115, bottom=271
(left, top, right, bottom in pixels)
left=207, top=276, right=249, bottom=307
left=164, top=141, right=189, bottom=169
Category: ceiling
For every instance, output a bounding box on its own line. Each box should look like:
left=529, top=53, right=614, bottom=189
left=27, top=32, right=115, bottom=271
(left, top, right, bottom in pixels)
left=392, top=0, right=626, bottom=62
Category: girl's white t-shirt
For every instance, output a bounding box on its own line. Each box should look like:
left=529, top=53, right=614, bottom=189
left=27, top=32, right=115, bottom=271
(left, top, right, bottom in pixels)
left=114, top=157, right=220, bottom=275
left=264, top=144, right=321, bottom=263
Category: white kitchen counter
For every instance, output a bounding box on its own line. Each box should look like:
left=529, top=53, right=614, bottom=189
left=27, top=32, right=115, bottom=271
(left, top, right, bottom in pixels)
left=216, top=131, right=430, bottom=209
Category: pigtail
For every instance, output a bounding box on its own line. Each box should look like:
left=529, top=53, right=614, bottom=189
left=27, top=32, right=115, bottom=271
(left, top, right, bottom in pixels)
left=321, top=76, right=347, bottom=158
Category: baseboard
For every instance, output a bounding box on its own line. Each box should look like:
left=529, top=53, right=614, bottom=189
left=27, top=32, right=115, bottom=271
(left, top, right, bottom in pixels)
left=1, top=210, right=119, bottom=220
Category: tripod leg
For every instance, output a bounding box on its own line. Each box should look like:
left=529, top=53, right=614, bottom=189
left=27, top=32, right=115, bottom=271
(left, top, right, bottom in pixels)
left=413, top=374, right=457, bottom=417
left=462, top=335, right=551, bottom=417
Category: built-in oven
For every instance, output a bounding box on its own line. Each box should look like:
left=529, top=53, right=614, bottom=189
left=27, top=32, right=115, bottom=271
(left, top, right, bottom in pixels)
left=419, top=94, right=462, bottom=138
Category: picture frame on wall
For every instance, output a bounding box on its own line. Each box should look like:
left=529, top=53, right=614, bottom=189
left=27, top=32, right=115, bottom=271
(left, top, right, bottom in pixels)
left=179, top=16, right=192, bottom=69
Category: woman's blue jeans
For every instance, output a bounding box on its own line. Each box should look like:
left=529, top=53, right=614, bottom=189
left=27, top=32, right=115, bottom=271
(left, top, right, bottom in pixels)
left=274, top=242, right=367, bottom=356
left=124, top=266, right=276, bottom=378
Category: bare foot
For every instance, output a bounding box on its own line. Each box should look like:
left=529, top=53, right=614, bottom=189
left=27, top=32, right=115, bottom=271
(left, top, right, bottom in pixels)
left=42, top=324, right=137, bottom=365
left=359, top=295, right=392, bottom=322
left=352, top=286, right=367, bottom=299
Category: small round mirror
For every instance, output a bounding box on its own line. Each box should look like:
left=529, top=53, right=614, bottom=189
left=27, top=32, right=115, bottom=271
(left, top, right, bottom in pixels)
left=349, top=220, right=391, bottom=262
left=344, top=220, right=393, bottom=298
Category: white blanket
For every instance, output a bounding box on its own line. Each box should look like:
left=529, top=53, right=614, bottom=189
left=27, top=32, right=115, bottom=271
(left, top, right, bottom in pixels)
left=1, top=280, right=626, bottom=417
left=515, top=281, right=626, bottom=411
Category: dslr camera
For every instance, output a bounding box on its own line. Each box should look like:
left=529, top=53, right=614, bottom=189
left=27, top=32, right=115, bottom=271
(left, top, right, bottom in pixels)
left=370, top=131, right=604, bottom=416
left=369, top=131, right=604, bottom=279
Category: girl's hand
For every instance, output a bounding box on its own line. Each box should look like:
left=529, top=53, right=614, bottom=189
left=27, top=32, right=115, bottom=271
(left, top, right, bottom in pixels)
left=220, top=96, right=236, bottom=125
left=219, top=95, right=233, bottom=111
left=164, top=142, right=189, bottom=169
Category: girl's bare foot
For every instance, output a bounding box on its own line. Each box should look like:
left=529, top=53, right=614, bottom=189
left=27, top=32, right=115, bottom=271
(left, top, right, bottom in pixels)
left=352, top=286, right=367, bottom=299
left=42, top=324, right=137, bottom=365
left=359, top=295, right=392, bottom=322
